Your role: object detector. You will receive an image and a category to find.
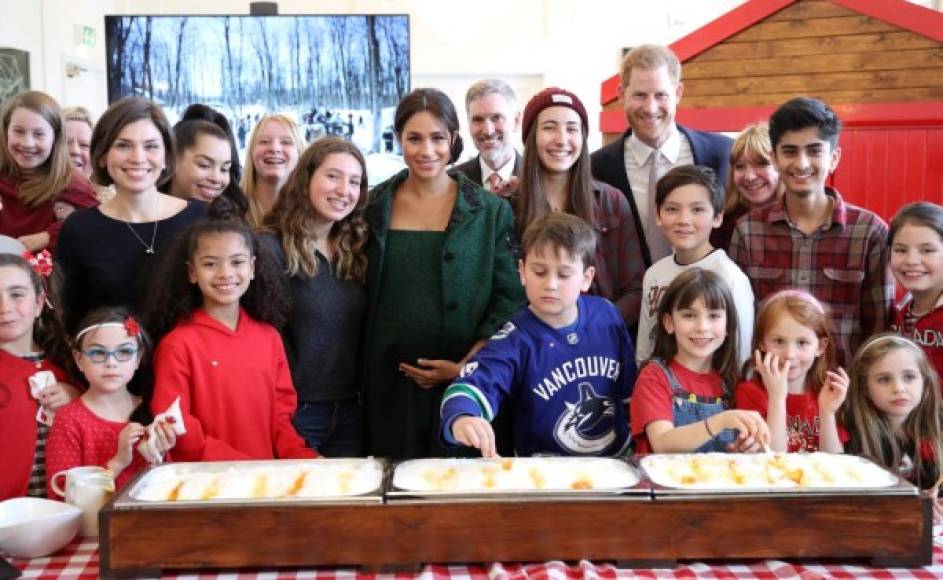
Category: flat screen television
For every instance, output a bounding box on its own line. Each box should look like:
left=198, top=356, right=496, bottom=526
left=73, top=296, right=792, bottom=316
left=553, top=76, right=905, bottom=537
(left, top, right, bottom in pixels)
left=104, top=14, right=409, bottom=156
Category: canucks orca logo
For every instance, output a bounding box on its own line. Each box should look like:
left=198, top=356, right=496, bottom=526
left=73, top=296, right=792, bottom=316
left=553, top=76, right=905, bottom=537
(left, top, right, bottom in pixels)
left=553, top=382, right=616, bottom=454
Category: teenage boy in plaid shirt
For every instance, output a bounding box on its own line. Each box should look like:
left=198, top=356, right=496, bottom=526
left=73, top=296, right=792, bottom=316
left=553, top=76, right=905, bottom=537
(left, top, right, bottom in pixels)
left=729, top=97, right=892, bottom=367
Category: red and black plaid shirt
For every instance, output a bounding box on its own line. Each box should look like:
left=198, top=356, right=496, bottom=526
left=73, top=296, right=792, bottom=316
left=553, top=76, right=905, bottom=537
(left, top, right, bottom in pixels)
left=728, top=188, right=892, bottom=366
left=590, top=180, right=645, bottom=328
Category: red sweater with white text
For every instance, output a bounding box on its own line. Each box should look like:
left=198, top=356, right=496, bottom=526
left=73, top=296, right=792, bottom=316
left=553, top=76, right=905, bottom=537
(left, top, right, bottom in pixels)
left=891, top=294, right=943, bottom=388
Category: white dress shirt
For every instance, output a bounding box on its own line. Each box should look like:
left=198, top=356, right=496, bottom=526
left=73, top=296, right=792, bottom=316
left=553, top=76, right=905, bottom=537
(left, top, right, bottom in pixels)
left=623, top=128, right=694, bottom=261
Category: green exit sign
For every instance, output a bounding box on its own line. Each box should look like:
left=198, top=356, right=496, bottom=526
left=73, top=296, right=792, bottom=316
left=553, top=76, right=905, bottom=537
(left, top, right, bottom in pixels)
left=81, top=26, right=95, bottom=47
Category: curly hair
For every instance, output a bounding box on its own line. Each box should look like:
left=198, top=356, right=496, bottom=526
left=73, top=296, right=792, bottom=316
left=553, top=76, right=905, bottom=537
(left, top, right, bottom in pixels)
left=144, top=218, right=289, bottom=344
left=262, top=137, right=369, bottom=283
left=72, top=306, right=155, bottom=424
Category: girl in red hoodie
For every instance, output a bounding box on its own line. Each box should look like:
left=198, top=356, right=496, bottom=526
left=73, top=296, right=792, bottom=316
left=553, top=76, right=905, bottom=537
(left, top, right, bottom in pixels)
left=147, top=217, right=316, bottom=461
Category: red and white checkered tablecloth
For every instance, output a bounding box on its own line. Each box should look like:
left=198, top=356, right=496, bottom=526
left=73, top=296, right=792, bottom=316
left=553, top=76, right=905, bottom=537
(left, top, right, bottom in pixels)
left=11, top=532, right=943, bottom=579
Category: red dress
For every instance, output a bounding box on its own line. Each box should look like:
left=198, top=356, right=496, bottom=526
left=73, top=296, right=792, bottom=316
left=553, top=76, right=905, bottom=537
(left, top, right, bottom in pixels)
left=44, top=398, right=148, bottom=497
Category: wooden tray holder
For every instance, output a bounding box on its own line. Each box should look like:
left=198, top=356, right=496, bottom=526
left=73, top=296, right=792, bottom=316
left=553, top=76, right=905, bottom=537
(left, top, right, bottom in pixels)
left=100, top=492, right=930, bottom=577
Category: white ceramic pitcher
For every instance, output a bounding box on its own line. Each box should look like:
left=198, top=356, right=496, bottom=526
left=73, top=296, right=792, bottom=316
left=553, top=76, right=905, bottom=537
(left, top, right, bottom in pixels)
left=50, top=466, right=114, bottom=536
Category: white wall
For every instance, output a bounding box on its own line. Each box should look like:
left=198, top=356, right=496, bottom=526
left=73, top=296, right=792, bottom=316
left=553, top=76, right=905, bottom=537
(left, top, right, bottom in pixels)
left=4, top=0, right=938, bottom=153
left=1, top=0, right=747, bottom=151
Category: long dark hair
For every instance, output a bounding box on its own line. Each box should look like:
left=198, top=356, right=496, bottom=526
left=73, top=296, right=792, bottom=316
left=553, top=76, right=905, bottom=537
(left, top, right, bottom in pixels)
left=144, top=218, right=289, bottom=344
left=173, top=104, right=249, bottom=219
left=394, top=88, right=464, bottom=163
left=72, top=306, right=154, bottom=424
left=650, top=268, right=740, bottom=391
left=514, top=107, right=594, bottom=239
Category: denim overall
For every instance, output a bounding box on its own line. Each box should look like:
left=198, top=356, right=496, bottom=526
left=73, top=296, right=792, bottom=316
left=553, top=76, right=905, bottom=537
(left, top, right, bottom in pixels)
left=650, top=358, right=735, bottom=452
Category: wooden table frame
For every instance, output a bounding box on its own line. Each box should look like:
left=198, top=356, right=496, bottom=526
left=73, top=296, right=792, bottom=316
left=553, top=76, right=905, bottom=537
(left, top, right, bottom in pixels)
left=100, top=493, right=931, bottom=578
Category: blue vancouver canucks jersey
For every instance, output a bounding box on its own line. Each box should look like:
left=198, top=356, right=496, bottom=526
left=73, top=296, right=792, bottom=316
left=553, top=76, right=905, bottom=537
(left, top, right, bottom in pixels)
left=441, top=295, right=636, bottom=456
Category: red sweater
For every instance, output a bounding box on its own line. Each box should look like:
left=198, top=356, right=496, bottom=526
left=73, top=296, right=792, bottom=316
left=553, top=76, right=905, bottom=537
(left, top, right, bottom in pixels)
left=0, top=350, right=72, bottom=500
left=151, top=308, right=316, bottom=461
left=0, top=172, right=98, bottom=252
left=891, top=294, right=943, bottom=387
left=734, top=378, right=848, bottom=452
left=45, top=398, right=147, bottom=497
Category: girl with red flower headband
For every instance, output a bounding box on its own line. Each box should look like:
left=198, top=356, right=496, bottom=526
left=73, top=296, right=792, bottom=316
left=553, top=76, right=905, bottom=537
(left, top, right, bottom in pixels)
left=0, top=253, right=79, bottom=500
left=45, top=306, right=177, bottom=496
left=844, top=334, right=943, bottom=523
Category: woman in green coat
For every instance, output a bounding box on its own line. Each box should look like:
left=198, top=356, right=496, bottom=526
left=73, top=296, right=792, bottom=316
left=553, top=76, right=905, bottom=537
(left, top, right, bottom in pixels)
left=364, top=88, right=525, bottom=459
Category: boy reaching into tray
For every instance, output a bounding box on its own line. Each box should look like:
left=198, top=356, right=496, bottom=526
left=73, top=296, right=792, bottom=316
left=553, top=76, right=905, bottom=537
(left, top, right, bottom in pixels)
left=440, top=213, right=636, bottom=457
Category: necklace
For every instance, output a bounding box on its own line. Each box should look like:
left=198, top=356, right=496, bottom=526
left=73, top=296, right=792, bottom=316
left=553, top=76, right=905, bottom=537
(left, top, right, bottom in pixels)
left=126, top=221, right=158, bottom=255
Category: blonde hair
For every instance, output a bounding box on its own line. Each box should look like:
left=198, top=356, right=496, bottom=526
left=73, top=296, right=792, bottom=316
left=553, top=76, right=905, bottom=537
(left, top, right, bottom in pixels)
left=745, top=290, right=836, bottom=395
left=724, top=123, right=775, bottom=214
left=620, top=44, right=681, bottom=88
left=0, top=91, right=73, bottom=208
left=844, top=334, right=943, bottom=489
left=62, top=106, right=94, bottom=130
left=263, top=137, right=369, bottom=283
left=241, top=114, right=305, bottom=229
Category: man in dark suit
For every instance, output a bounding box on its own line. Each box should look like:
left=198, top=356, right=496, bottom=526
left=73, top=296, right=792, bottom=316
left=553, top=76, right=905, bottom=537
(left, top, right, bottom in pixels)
left=452, top=79, right=522, bottom=198
left=591, top=44, right=732, bottom=266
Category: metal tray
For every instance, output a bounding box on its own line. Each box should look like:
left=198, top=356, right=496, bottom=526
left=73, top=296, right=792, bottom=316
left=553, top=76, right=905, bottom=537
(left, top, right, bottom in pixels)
left=113, top=458, right=387, bottom=508
left=640, top=452, right=919, bottom=498
left=386, top=457, right=651, bottom=501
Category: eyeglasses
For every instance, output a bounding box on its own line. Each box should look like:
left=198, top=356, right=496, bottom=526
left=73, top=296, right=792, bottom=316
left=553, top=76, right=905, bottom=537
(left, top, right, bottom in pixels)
left=81, top=346, right=139, bottom=364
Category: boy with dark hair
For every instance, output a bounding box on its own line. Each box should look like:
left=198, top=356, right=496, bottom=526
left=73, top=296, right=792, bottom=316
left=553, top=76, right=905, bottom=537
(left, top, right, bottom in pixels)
left=729, top=97, right=892, bottom=366
left=440, top=213, right=635, bottom=457
left=636, top=165, right=754, bottom=365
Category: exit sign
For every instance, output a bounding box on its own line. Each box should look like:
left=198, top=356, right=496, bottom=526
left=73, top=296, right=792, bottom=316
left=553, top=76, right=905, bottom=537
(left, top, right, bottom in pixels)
left=74, top=25, right=96, bottom=48
left=81, top=26, right=95, bottom=47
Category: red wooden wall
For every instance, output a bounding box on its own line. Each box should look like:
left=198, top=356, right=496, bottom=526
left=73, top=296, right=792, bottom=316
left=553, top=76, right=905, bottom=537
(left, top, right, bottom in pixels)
left=831, top=126, right=943, bottom=222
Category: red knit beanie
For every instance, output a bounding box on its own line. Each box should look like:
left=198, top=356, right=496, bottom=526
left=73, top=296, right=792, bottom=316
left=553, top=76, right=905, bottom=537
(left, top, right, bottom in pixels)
left=521, top=87, right=589, bottom=140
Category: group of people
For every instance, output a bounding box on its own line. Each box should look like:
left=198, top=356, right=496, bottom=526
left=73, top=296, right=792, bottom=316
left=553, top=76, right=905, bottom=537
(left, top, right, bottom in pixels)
left=0, top=44, right=941, bottom=523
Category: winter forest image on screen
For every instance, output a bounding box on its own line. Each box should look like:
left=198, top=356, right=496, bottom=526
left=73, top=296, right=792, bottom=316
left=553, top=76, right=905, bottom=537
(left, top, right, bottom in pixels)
left=105, top=15, right=410, bottom=155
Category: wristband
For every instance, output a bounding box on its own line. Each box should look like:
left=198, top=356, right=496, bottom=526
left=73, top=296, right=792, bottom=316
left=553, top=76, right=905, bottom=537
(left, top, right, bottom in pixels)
left=704, top=417, right=715, bottom=438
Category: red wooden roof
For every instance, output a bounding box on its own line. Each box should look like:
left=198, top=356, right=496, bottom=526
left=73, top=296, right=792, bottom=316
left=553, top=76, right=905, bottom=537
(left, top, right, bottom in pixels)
left=599, top=0, right=943, bottom=107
